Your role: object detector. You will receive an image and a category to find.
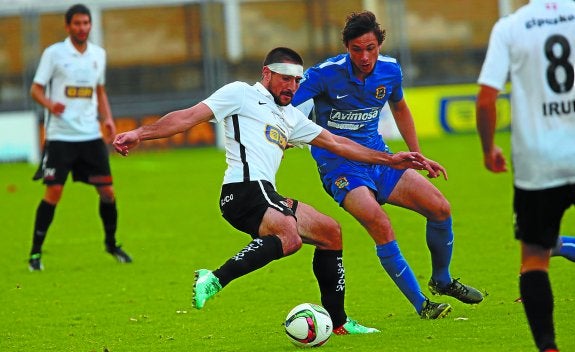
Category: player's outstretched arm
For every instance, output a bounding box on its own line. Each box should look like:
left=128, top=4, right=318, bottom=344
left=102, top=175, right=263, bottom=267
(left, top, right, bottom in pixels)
left=309, top=129, right=435, bottom=173
left=113, top=102, right=214, bottom=156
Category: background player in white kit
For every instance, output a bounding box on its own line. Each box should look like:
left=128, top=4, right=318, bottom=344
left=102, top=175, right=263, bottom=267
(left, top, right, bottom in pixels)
left=28, top=4, right=131, bottom=271
left=476, top=1, right=575, bottom=350
left=113, top=47, right=443, bottom=334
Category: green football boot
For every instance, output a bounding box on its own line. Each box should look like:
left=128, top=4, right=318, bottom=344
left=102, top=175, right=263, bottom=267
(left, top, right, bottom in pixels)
left=332, top=318, right=380, bottom=335
left=192, top=269, right=222, bottom=309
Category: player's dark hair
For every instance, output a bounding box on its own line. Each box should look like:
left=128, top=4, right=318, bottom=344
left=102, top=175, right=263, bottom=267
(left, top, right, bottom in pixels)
left=342, top=11, right=386, bottom=46
left=263, top=47, right=303, bottom=66
left=65, top=4, right=91, bottom=25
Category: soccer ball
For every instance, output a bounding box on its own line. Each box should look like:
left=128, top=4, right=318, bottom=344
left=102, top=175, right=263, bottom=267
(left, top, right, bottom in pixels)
left=284, top=303, right=333, bottom=347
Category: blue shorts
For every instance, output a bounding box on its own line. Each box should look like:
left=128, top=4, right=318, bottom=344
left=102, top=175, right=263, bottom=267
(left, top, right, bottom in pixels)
left=319, top=159, right=406, bottom=206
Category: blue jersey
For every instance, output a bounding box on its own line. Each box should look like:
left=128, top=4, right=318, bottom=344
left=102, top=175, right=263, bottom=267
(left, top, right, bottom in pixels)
left=292, top=53, right=404, bottom=165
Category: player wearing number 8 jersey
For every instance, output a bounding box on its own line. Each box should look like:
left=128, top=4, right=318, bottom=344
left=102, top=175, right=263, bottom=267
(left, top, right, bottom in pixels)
left=476, top=1, right=575, bottom=350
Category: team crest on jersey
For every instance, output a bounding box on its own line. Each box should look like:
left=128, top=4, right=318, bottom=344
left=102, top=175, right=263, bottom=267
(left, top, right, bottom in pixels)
left=334, top=176, right=349, bottom=189
left=375, top=86, right=386, bottom=99
left=265, top=125, right=288, bottom=150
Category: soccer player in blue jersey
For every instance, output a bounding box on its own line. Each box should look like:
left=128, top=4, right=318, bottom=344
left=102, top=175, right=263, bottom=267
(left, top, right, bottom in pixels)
left=292, top=11, right=483, bottom=319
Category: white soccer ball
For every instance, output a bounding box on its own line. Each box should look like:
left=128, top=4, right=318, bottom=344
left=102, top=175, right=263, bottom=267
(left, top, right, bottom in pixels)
left=284, top=303, right=333, bottom=347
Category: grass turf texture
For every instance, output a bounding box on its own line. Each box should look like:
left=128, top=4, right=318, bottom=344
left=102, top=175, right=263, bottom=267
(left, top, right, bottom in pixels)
left=1, top=132, right=574, bottom=351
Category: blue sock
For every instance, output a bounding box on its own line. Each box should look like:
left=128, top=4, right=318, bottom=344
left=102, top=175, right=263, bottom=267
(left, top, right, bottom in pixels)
left=376, top=240, right=426, bottom=313
left=426, top=217, right=454, bottom=286
left=551, top=236, right=575, bottom=262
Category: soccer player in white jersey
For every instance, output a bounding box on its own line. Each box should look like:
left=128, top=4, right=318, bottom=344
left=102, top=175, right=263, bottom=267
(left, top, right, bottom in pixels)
left=476, top=1, right=575, bottom=350
left=114, top=47, right=442, bottom=335
left=28, top=4, right=131, bottom=271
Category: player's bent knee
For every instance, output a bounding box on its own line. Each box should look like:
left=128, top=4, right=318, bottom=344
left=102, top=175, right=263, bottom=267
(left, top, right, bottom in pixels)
left=316, top=236, right=342, bottom=250
left=314, top=222, right=343, bottom=250
left=281, top=234, right=303, bottom=256
left=44, top=185, right=64, bottom=204
left=520, top=258, right=550, bottom=273
left=326, top=220, right=342, bottom=238
left=429, top=199, right=451, bottom=222
left=97, top=186, right=115, bottom=203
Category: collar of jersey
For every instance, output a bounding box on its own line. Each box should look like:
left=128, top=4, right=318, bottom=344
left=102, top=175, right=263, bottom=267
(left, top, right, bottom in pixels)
left=64, top=37, right=92, bottom=56
left=253, top=81, right=289, bottom=113
left=254, top=82, right=276, bottom=104
left=345, top=54, right=366, bottom=85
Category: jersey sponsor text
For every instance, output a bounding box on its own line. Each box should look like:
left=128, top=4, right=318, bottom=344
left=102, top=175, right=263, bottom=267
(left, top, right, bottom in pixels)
left=329, top=107, right=379, bottom=122
left=525, top=14, right=575, bottom=29
left=65, top=86, right=94, bottom=98
left=327, top=107, right=379, bottom=130
left=221, top=193, right=234, bottom=207
left=327, top=121, right=364, bottom=130
left=265, top=125, right=288, bottom=149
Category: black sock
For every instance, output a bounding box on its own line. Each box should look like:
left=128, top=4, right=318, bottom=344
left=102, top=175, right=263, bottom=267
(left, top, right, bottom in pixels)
left=213, top=235, right=283, bottom=288
left=519, top=271, right=557, bottom=351
left=99, top=200, right=118, bottom=248
left=313, top=249, right=346, bottom=327
left=30, top=200, right=56, bottom=255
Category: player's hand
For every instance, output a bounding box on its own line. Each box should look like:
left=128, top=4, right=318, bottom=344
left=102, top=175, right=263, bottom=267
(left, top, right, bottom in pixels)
left=102, top=119, right=116, bottom=144
left=389, top=151, right=433, bottom=172
left=483, top=146, right=507, bottom=173
left=113, top=131, right=140, bottom=156
left=423, top=157, right=448, bottom=180
left=50, top=102, right=65, bottom=116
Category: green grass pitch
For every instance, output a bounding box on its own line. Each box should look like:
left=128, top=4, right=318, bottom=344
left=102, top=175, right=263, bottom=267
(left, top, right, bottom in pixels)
left=1, top=132, right=574, bottom=351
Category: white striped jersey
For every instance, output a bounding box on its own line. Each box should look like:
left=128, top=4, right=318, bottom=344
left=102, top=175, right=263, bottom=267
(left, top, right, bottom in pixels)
left=203, top=81, right=323, bottom=187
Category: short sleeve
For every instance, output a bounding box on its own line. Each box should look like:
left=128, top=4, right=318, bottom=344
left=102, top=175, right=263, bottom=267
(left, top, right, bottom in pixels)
left=288, top=108, right=323, bottom=146
left=33, top=47, right=55, bottom=86
left=202, top=82, right=245, bottom=122
left=98, top=49, right=106, bottom=86
left=477, top=18, right=511, bottom=90
left=388, top=61, right=404, bottom=103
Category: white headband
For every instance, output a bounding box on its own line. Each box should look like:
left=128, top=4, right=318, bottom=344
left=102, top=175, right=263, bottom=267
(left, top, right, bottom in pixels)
left=266, top=63, right=303, bottom=77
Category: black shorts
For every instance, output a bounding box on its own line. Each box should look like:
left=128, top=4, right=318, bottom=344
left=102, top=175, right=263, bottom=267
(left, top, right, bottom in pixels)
left=42, top=139, right=113, bottom=186
left=514, top=184, right=575, bottom=248
left=219, top=180, right=299, bottom=238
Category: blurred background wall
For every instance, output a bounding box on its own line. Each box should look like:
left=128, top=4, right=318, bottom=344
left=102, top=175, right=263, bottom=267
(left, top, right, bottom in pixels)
left=0, top=0, right=527, bottom=156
